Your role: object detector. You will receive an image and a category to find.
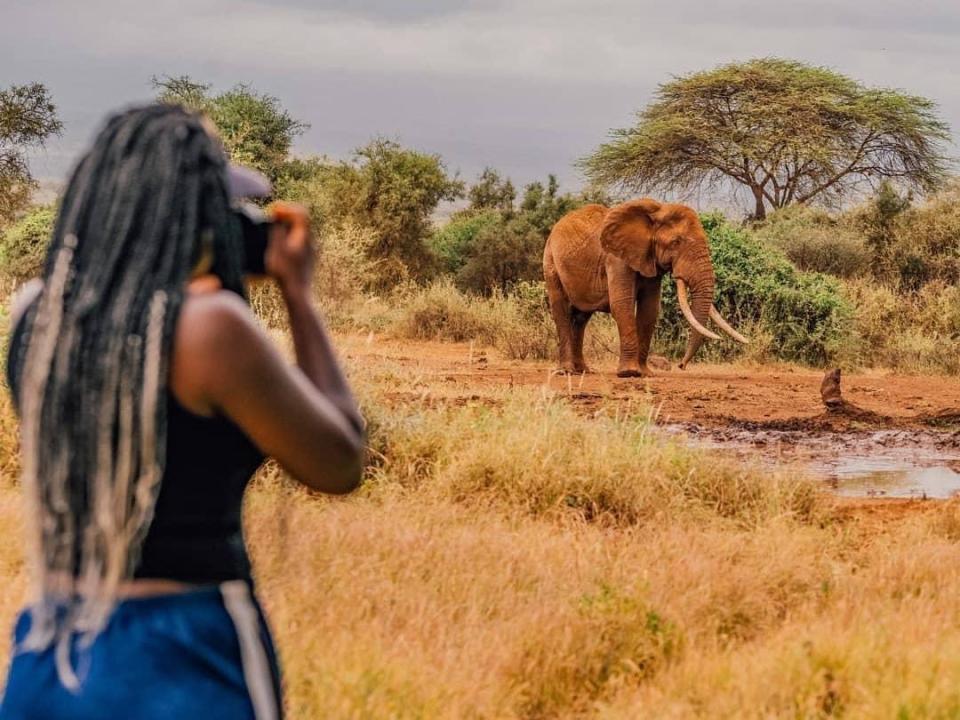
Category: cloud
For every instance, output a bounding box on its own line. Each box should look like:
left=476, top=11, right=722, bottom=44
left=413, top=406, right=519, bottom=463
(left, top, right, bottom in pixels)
left=2, top=0, right=958, bottom=193
left=244, top=0, right=503, bottom=23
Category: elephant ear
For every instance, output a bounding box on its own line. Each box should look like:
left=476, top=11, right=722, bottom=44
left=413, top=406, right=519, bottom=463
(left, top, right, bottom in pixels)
left=598, top=199, right=663, bottom=277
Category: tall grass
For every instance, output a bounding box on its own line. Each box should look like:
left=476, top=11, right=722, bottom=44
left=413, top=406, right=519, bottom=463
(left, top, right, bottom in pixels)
left=389, top=279, right=557, bottom=360
left=8, top=304, right=960, bottom=716
left=842, top=279, right=960, bottom=374
left=8, top=197, right=960, bottom=715
left=365, top=390, right=819, bottom=527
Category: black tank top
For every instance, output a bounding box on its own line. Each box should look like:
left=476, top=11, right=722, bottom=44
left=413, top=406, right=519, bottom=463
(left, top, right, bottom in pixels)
left=5, top=299, right=264, bottom=584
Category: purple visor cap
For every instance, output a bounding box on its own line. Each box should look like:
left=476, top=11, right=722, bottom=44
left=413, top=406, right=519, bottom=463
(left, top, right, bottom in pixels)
left=227, top=163, right=272, bottom=200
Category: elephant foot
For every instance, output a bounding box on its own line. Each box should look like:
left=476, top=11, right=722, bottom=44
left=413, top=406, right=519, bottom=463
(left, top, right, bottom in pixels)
left=616, top=363, right=653, bottom=378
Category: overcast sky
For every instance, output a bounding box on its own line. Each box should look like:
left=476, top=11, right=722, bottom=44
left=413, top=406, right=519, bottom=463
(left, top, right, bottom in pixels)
left=4, top=0, right=959, bottom=205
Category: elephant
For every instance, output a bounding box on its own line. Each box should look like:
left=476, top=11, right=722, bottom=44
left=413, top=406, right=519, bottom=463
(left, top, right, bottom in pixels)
left=542, top=198, right=748, bottom=377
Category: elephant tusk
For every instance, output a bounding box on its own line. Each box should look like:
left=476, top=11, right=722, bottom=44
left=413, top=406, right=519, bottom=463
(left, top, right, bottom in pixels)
left=676, top=279, right=721, bottom=341
left=709, top=305, right=750, bottom=344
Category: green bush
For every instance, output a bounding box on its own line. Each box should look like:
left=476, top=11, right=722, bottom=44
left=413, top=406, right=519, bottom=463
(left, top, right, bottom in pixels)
left=655, top=213, right=853, bottom=365
left=454, top=215, right=544, bottom=295
left=429, top=174, right=606, bottom=297
left=0, top=204, right=55, bottom=282
left=429, top=210, right=501, bottom=275
left=752, top=205, right=870, bottom=279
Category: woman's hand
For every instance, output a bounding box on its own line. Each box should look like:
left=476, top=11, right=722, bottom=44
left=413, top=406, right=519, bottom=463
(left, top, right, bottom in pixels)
left=265, top=202, right=314, bottom=296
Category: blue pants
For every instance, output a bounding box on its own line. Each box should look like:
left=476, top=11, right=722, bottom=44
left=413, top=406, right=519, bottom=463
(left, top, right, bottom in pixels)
left=0, top=581, right=283, bottom=719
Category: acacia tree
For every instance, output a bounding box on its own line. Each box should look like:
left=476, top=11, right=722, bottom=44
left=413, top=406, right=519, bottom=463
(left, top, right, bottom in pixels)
left=0, top=82, right=63, bottom=224
left=581, top=58, right=951, bottom=219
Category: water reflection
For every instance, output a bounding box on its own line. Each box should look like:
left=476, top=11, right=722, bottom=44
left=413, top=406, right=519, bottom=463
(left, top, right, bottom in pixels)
left=825, top=464, right=960, bottom=499
left=661, top=424, right=960, bottom=499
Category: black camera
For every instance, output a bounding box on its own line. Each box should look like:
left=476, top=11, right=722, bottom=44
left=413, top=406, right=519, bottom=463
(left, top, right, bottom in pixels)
left=234, top=203, right=273, bottom=275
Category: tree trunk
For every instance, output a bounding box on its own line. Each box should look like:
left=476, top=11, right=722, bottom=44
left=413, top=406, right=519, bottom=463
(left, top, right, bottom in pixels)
left=751, top=187, right=767, bottom=221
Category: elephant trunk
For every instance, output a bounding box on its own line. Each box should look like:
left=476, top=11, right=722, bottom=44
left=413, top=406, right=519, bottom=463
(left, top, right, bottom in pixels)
left=675, top=250, right=716, bottom=369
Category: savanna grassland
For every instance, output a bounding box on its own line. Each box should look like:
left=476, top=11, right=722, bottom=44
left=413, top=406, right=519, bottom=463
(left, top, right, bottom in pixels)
left=6, top=281, right=960, bottom=718
left=5, top=63, right=960, bottom=718
left=7, top=183, right=960, bottom=719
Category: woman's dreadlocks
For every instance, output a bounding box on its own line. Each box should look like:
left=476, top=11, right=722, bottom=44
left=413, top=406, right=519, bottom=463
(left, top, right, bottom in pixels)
left=13, top=104, right=246, bottom=687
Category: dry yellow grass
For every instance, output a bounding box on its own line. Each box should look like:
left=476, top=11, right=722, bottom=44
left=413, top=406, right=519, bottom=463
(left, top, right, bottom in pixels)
left=5, top=315, right=960, bottom=718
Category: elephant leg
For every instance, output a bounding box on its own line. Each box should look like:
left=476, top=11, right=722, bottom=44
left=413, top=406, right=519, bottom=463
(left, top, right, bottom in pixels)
left=607, top=266, right=643, bottom=377
left=570, top=310, right=593, bottom=373
left=545, top=259, right=577, bottom=374
left=635, top=275, right=662, bottom=370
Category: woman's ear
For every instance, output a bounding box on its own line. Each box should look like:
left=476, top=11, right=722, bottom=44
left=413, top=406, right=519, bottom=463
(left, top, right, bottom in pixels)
left=598, top=199, right=662, bottom=277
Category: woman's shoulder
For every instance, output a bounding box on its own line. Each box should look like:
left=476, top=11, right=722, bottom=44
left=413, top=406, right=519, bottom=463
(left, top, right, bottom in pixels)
left=171, top=287, right=272, bottom=416
left=179, top=286, right=254, bottom=328
left=176, top=287, right=270, bottom=361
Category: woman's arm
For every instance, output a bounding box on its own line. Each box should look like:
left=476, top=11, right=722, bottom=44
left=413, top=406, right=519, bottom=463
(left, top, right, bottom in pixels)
left=170, top=204, right=364, bottom=494
left=173, top=294, right=364, bottom=494
left=269, top=203, right=363, bottom=434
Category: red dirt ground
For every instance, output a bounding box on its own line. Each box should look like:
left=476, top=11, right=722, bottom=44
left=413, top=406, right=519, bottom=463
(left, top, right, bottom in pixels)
left=341, top=334, right=960, bottom=428
left=341, top=334, right=960, bottom=520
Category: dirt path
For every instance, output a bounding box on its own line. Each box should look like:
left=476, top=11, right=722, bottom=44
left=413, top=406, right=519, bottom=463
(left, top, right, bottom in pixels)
left=341, top=334, right=960, bottom=511
left=341, top=333, right=960, bottom=430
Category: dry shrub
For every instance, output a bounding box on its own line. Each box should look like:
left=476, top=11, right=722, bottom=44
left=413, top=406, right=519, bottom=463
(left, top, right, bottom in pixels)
left=366, top=390, right=820, bottom=528
left=886, top=183, right=960, bottom=289
left=842, top=279, right=960, bottom=373
left=314, top=221, right=377, bottom=304
left=754, top=205, right=870, bottom=279
left=392, top=279, right=496, bottom=343
left=249, top=221, right=398, bottom=332
left=507, top=584, right=681, bottom=717
left=392, top=280, right=556, bottom=361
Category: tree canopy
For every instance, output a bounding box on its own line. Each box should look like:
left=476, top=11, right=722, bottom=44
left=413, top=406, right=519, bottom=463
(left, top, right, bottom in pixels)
left=286, top=138, right=464, bottom=287
left=153, top=75, right=308, bottom=183
left=467, top=167, right=516, bottom=214
left=580, top=58, right=952, bottom=219
left=0, top=82, right=62, bottom=225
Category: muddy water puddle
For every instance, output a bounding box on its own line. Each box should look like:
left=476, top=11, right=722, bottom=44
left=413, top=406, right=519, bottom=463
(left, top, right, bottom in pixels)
left=662, top=424, right=960, bottom=498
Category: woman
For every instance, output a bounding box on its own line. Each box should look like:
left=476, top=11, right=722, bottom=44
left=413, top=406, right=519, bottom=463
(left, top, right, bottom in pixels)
left=0, top=104, right=364, bottom=718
